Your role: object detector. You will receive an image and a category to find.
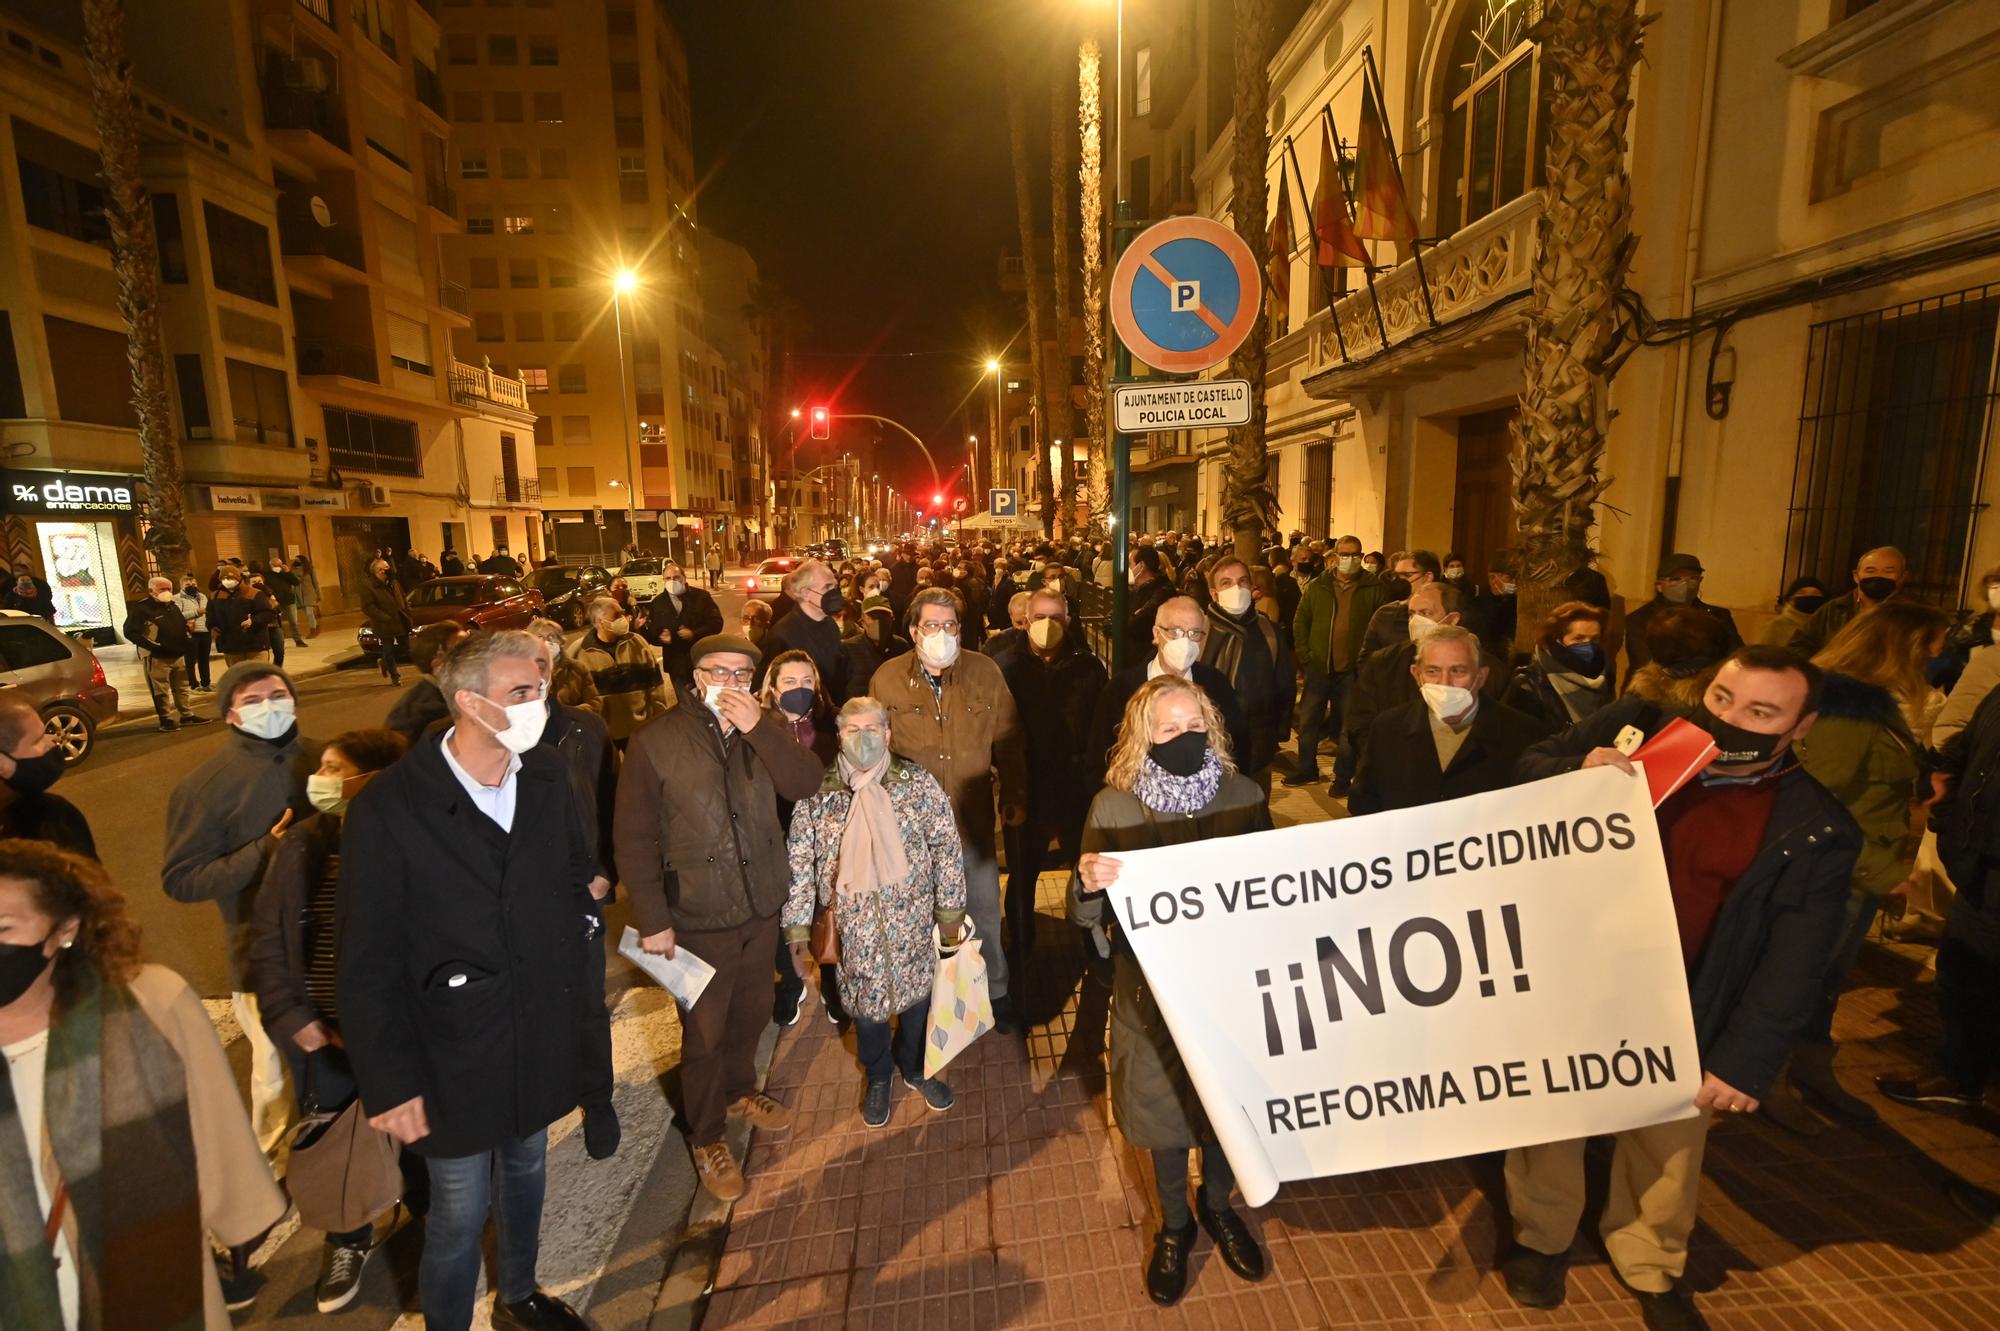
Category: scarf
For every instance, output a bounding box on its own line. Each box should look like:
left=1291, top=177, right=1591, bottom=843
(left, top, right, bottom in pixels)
left=1538, top=646, right=1610, bottom=723
left=834, top=750, right=910, bottom=905
left=1132, top=748, right=1224, bottom=816
left=0, top=964, right=203, bottom=1331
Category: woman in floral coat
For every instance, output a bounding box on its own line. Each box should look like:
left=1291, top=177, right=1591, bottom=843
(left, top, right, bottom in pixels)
left=784, top=695, right=967, bottom=1127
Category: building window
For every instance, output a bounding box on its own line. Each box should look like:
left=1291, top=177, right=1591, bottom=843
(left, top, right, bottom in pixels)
left=491, top=90, right=522, bottom=122
left=540, top=147, right=568, bottom=178
left=451, top=91, right=482, bottom=121
left=619, top=171, right=649, bottom=204
left=533, top=416, right=554, bottom=447
left=562, top=415, right=591, bottom=442
left=465, top=213, right=495, bottom=235
left=514, top=311, right=543, bottom=341
left=152, top=192, right=187, bottom=283
left=201, top=203, right=277, bottom=305
left=552, top=310, right=580, bottom=341
left=1785, top=284, right=2000, bottom=606
left=1438, top=0, right=1542, bottom=237
left=460, top=149, right=488, bottom=179
left=469, top=257, right=499, bottom=287
left=487, top=34, right=517, bottom=64
left=529, top=35, right=559, bottom=65
left=607, top=4, right=635, bottom=36
left=1133, top=45, right=1152, bottom=117
left=225, top=357, right=294, bottom=443
left=325, top=405, right=421, bottom=476
left=520, top=366, right=549, bottom=391
left=538, top=465, right=560, bottom=494
left=532, top=92, right=563, bottom=123
left=544, top=205, right=571, bottom=235
left=502, top=214, right=534, bottom=234
left=509, top=258, right=538, bottom=288
left=474, top=311, right=504, bottom=341
left=610, top=61, right=639, bottom=90
left=500, top=148, right=529, bottom=179
left=173, top=353, right=209, bottom=437
left=387, top=313, right=433, bottom=374
left=614, top=116, right=644, bottom=148
left=566, top=465, right=595, bottom=494
left=558, top=363, right=586, bottom=393
left=446, top=32, right=476, bottom=64
left=547, top=257, right=576, bottom=287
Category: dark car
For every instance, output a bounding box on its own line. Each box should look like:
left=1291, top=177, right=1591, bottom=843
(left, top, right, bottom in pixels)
left=357, top=574, right=544, bottom=655
left=0, top=612, right=119, bottom=764
left=526, top=564, right=612, bottom=629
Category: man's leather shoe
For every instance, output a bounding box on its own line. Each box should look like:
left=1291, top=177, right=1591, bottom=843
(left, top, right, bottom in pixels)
left=1500, top=1245, right=1568, bottom=1309
left=1281, top=769, right=1318, bottom=787
left=1196, top=1198, right=1266, bottom=1281
left=492, top=1290, right=590, bottom=1331
left=1877, top=1073, right=1980, bottom=1110
left=1631, top=1282, right=1707, bottom=1331
left=1144, top=1222, right=1197, bottom=1306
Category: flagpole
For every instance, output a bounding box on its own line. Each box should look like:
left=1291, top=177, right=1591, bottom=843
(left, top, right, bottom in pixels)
left=1322, top=106, right=1392, bottom=352
left=1362, top=45, right=1439, bottom=328
left=1283, top=134, right=1349, bottom=363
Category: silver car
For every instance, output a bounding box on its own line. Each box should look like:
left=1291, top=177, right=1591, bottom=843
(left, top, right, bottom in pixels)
left=0, top=612, right=120, bottom=763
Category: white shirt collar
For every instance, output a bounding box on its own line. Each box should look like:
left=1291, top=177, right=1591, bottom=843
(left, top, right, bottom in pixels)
left=440, top=726, right=522, bottom=792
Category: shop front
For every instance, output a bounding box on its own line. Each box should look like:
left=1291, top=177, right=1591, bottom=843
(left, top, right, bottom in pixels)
left=0, top=468, right=145, bottom=646
left=1131, top=464, right=1198, bottom=536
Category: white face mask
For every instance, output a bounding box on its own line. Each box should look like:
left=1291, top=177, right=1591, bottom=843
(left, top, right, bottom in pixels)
left=470, top=692, right=548, bottom=754
left=1420, top=682, right=1476, bottom=723
left=232, top=695, right=295, bottom=740
left=916, top=630, right=960, bottom=671
left=1047, top=578, right=1064, bottom=594
left=1407, top=612, right=1440, bottom=642
left=220, top=578, right=241, bottom=590
left=1217, top=585, right=1253, bottom=616
left=152, top=590, right=174, bottom=603
left=1158, top=637, right=1199, bottom=674
left=1336, top=555, right=1361, bottom=576
left=1027, top=618, right=1063, bottom=650
left=1444, top=567, right=1464, bottom=581
left=306, top=772, right=351, bottom=815
left=663, top=579, right=685, bottom=596
left=1987, top=585, right=2000, bottom=613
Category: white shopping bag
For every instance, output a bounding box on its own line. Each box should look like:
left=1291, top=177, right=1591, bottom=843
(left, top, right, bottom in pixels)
left=923, top=919, right=994, bottom=1078
left=616, top=926, right=716, bottom=1008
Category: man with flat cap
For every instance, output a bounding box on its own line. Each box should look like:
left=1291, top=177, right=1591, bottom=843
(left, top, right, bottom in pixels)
left=1623, top=553, right=1742, bottom=686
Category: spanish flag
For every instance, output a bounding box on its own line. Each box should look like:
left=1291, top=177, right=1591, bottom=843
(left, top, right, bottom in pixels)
left=1353, top=80, right=1417, bottom=245
left=1312, top=120, right=1369, bottom=268
left=1266, top=171, right=1291, bottom=303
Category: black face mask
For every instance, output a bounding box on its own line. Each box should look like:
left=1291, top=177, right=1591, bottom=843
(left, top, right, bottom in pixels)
left=6, top=748, right=66, bottom=796
left=1857, top=576, right=1898, bottom=602
left=1790, top=594, right=1826, bottom=615
left=1693, top=703, right=1788, bottom=766
left=0, top=932, right=55, bottom=1006
left=820, top=587, right=845, bottom=616
left=1150, top=730, right=1210, bottom=778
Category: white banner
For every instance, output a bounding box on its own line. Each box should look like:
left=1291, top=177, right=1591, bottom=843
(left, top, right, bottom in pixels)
left=1106, top=765, right=1700, bottom=1206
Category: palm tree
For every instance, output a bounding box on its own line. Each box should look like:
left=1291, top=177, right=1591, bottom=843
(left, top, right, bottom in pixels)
left=1509, top=0, right=1648, bottom=647
left=81, top=0, right=188, bottom=575
left=1048, top=74, right=1078, bottom=539
left=1005, top=57, right=1057, bottom=538
left=1077, top=38, right=1110, bottom=530
left=742, top=280, right=809, bottom=549
left=1222, top=0, right=1275, bottom=567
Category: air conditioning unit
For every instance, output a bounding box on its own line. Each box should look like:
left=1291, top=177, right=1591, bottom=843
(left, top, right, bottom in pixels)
left=360, top=483, right=391, bottom=508
left=282, top=57, right=329, bottom=93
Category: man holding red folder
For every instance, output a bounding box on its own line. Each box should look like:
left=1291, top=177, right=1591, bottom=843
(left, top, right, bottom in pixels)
left=1502, top=645, right=1859, bottom=1331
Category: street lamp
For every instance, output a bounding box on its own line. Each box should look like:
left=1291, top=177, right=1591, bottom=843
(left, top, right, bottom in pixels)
left=611, top=267, right=641, bottom=552
left=983, top=358, right=1004, bottom=492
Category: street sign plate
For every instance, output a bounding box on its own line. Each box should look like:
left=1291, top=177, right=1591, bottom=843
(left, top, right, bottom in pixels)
left=952, top=497, right=967, bottom=514
left=990, top=488, right=1019, bottom=517
left=1109, top=217, right=1263, bottom=374
left=592, top=504, right=605, bottom=527
left=1113, top=378, right=1253, bottom=433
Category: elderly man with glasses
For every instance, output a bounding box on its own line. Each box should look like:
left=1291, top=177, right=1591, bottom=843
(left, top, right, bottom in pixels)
left=1088, top=595, right=1251, bottom=794
left=613, top=634, right=825, bottom=1203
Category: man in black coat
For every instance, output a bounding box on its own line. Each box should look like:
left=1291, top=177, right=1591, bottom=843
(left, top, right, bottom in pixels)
left=638, top=559, right=723, bottom=689
left=1348, top=625, right=1543, bottom=815
left=1624, top=552, right=1742, bottom=684
left=1200, top=556, right=1294, bottom=792
left=124, top=573, right=209, bottom=731
left=1344, top=583, right=1508, bottom=784
left=1497, top=645, right=1857, bottom=1331
left=1001, top=589, right=1106, bottom=956
left=1088, top=595, right=1250, bottom=790
left=756, top=559, right=846, bottom=696
left=0, top=691, right=96, bottom=857
left=339, top=631, right=600, bottom=1331
left=1123, top=546, right=1177, bottom=668
left=842, top=604, right=910, bottom=703
left=1, top=568, right=55, bottom=621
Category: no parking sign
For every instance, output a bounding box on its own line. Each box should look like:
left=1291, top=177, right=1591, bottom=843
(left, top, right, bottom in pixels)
left=1109, top=217, right=1263, bottom=374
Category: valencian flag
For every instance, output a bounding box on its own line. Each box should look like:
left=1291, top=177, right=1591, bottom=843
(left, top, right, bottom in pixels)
left=1312, top=120, right=1369, bottom=267
left=1266, top=170, right=1292, bottom=303
left=1353, top=79, right=1417, bottom=244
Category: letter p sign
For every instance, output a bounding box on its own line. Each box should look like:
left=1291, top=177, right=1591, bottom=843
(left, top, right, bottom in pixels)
left=1170, top=280, right=1202, bottom=313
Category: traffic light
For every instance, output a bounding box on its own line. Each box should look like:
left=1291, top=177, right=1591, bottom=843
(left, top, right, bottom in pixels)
left=690, top=517, right=702, bottom=531
left=810, top=406, right=830, bottom=440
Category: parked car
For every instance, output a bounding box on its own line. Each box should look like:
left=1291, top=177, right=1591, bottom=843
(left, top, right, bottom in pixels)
left=0, top=612, right=118, bottom=764
left=356, top=574, right=544, bottom=656
left=617, top=557, right=668, bottom=603
left=526, top=564, right=612, bottom=629
left=741, top=557, right=797, bottom=601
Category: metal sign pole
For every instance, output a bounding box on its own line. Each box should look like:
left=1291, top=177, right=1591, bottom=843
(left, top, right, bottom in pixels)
left=1109, top=200, right=1138, bottom=675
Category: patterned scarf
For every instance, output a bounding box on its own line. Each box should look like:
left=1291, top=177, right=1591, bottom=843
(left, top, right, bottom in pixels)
left=0, top=964, right=203, bottom=1331
left=1538, top=645, right=1610, bottom=722
left=835, top=750, right=910, bottom=905
left=1132, top=748, right=1224, bottom=815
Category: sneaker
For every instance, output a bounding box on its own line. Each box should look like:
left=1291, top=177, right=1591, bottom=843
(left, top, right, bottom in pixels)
left=1877, top=1073, right=1981, bottom=1110
left=862, top=1079, right=892, bottom=1127
left=1500, top=1245, right=1568, bottom=1310
left=899, top=1071, right=955, bottom=1112
left=314, top=1240, right=371, bottom=1313
left=728, top=1090, right=794, bottom=1132
left=583, top=1102, right=621, bottom=1159
left=1631, top=1282, right=1708, bottom=1331
left=215, top=1251, right=264, bottom=1312
left=692, top=1140, right=744, bottom=1202
left=773, top=983, right=805, bottom=1027
left=157, top=719, right=180, bottom=733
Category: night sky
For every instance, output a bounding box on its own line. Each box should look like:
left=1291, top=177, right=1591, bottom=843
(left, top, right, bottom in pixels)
left=669, top=1, right=1061, bottom=502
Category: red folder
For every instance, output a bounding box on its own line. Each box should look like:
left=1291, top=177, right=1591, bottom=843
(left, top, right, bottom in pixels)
left=1632, top=718, right=1720, bottom=807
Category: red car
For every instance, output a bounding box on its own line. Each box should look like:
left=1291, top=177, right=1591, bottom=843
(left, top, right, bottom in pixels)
left=357, top=574, right=544, bottom=655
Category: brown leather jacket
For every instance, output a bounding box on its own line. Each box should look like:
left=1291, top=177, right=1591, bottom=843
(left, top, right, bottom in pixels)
left=612, top=694, right=825, bottom=935
left=868, top=648, right=1026, bottom=855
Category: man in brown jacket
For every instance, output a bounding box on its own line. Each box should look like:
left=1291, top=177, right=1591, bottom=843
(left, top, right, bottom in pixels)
left=870, top=587, right=1029, bottom=1032
left=613, top=634, right=824, bottom=1202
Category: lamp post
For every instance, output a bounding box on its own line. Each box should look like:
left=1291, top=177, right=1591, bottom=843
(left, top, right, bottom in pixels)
left=612, top=268, right=640, bottom=554
left=984, top=358, right=1003, bottom=493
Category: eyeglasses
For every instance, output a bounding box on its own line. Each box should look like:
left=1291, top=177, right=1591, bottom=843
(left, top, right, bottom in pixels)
left=915, top=621, right=960, bottom=637
left=1158, top=627, right=1206, bottom=643
left=698, top=666, right=755, bottom=685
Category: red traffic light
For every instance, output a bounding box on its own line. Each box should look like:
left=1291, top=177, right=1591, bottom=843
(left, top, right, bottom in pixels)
left=689, top=517, right=702, bottom=531
left=810, top=406, right=830, bottom=440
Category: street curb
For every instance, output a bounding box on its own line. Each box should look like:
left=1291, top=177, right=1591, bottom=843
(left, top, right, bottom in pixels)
left=104, top=650, right=369, bottom=726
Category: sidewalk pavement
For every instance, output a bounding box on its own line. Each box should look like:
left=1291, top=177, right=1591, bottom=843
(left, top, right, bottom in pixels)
left=690, top=770, right=2000, bottom=1329
left=100, top=611, right=368, bottom=723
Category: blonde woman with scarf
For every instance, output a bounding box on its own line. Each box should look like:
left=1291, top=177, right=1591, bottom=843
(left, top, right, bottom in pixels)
left=782, top=696, right=968, bottom=1128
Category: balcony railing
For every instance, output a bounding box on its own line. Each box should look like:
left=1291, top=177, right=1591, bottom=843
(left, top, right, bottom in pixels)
left=449, top=358, right=533, bottom=413
left=297, top=338, right=378, bottom=381
left=278, top=212, right=366, bottom=271
left=495, top=475, right=542, bottom=505
left=296, top=0, right=334, bottom=29
left=414, top=62, right=445, bottom=117
left=439, top=279, right=469, bottom=315
left=261, top=84, right=350, bottom=152
left=424, top=174, right=457, bottom=218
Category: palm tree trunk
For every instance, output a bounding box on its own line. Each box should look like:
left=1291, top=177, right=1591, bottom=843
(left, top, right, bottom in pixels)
left=81, top=0, right=188, bottom=576
left=1223, top=0, right=1275, bottom=566
left=1048, top=75, right=1078, bottom=540
left=1509, top=0, right=1647, bottom=650
left=1078, top=39, right=1110, bottom=531
left=1006, top=60, right=1057, bottom=539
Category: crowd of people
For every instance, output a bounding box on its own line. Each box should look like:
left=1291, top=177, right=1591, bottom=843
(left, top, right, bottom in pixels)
left=4, top=528, right=2000, bottom=1331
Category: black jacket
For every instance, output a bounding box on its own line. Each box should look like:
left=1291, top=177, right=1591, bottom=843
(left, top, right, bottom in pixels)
left=386, top=679, right=451, bottom=745
left=543, top=700, right=618, bottom=884
left=1343, top=639, right=1509, bottom=753
left=1003, top=638, right=1108, bottom=824
left=758, top=608, right=846, bottom=699
left=0, top=786, right=96, bottom=859
left=842, top=628, right=911, bottom=703
left=210, top=591, right=277, bottom=654
left=124, top=596, right=192, bottom=658
left=1624, top=594, right=1743, bottom=682
left=640, top=585, right=724, bottom=686
left=358, top=576, right=411, bottom=641
left=1201, top=603, right=1295, bottom=773
left=1, top=585, right=56, bottom=620
left=1517, top=695, right=1860, bottom=1099
left=337, top=732, right=597, bottom=1157
left=1932, top=683, right=2000, bottom=910
left=1124, top=578, right=1176, bottom=668
left=1348, top=698, right=1545, bottom=816
left=1087, top=660, right=1250, bottom=792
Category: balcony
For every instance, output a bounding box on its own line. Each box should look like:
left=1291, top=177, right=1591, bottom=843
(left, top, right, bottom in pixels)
left=295, top=0, right=334, bottom=29
left=414, top=62, right=445, bottom=119
left=260, top=81, right=351, bottom=167
left=449, top=358, right=536, bottom=420
left=438, top=279, right=469, bottom=316
left=424, top=174, right=458, bottom=220
left=494, top=475, right=542, bottom=506
left=297, top=338, right=379, bottom=382
left=1300, top=189, right=1543, bottom=397
left=278, top=210, right=365, bottom=274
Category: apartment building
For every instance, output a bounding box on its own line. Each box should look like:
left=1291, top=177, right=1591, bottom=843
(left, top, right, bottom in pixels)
left=0, top=0, right=542, bottom=628
left=697, top=230, right=767, bottom=560
left=437, top=0, right=709, bottom=563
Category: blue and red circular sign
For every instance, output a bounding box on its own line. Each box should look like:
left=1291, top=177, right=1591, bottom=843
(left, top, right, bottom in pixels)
left=1110, top=217, right=1263, bottom=374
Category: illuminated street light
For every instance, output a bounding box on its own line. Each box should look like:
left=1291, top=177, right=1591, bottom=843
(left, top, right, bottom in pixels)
left=613, top=268, right=639, bottom=296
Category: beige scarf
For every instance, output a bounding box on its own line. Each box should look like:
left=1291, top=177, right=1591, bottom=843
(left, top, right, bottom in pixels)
left=834, top=749, right=910, bottom=904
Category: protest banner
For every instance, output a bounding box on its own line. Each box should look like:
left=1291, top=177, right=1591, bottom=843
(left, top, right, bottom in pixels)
left=1105, top=764, right=1700, bottom=1206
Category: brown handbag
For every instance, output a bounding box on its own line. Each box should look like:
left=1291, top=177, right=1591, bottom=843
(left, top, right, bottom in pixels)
left=285, top=1062, right=403, bottom=1235
left=809, top=900, right=840, bottom=966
